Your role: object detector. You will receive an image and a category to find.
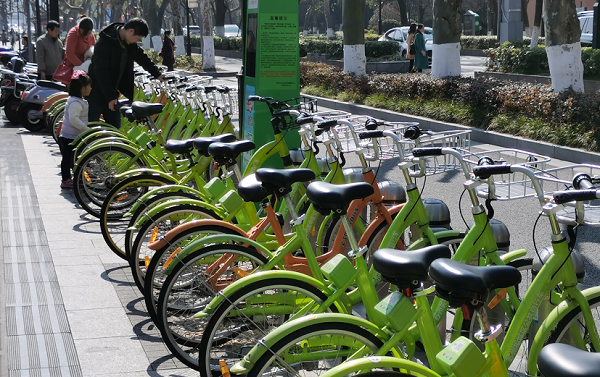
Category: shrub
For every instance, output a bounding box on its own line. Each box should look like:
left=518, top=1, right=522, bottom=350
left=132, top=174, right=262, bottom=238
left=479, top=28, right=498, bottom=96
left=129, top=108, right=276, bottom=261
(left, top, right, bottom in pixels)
left=487, top=42, right=549, bottom=75
left=381, top=19, right=402, bottom=32
left=365, top=33, right=381, bottom=41
left=460, top=36, right=499, bottom=50
left=299, top=61, right=600, bottom=151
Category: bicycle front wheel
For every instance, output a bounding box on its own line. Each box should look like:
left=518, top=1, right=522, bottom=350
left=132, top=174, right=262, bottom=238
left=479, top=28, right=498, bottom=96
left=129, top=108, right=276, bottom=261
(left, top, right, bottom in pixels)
left=246, top=322, right=385, bottom=377
left=156, top=244, right=269, bottom=369
left=546, top=294, right=600, bottom=350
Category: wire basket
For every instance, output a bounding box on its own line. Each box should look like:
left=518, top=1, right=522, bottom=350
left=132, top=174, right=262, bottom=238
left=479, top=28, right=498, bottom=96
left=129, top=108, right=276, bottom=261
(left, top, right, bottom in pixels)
left=220, top=88, right=239, bottom=115
left=333, top=116, right=391, bottom=153
left=534, top=164, right=600, bottom=226
left=407, top=130, right=472, bottom=175
left=461, top=149, right=552, bottom=200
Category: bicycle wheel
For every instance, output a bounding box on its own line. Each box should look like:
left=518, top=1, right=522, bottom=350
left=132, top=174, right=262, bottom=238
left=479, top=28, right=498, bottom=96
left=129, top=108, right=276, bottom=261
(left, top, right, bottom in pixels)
left=100, top=174, right=174, bottom=259
left=73, top=145, right=143, bottom=218
left=246, top=322, right=385, bottom=377
left=143, top=224, right=247, bottom=322
left=546, top=294, right=600, bottom=350
left=198, top=279, right=338, bottom=376
left=128, top=204, right=219, bottom=292
left=123, top=190, right=202, bottom=256
left=156, top=244, right=269, bottom=368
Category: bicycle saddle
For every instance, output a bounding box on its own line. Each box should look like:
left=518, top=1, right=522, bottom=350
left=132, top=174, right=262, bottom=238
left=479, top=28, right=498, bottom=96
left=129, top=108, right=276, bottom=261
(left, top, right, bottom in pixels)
left=238, top=174, right=273, bottom=203
left=193, top=134, right=237, bottom=156
left=374, top=245, right=451, bottom=290
left=165, top=139, right=195, bottom=154
left=538, top=343, right=600, bottom=377
left=429, top=259, right=521, bottom=308
left=255, top=168, right=316, bottom=197
left=208, top=140, right=255, bottom=160
left=131, top=101, right=164, bottom=117
left=306, top=181, right=374, bottom=215
left=37, top=80, right=66, bottom=91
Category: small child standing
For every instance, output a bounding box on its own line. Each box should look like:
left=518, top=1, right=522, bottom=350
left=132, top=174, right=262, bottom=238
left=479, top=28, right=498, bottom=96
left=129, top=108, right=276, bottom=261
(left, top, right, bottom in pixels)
left=60, top=71, right=92, bottom=189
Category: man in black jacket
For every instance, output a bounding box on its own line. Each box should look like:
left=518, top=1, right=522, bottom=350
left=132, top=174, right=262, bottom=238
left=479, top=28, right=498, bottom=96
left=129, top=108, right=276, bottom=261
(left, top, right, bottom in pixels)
left=88, top=18, right=165, bottom=127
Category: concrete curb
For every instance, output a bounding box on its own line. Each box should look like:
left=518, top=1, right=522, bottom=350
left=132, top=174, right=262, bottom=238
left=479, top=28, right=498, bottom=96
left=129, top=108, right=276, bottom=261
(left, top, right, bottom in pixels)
left=303, top=94, right=600, bottom=164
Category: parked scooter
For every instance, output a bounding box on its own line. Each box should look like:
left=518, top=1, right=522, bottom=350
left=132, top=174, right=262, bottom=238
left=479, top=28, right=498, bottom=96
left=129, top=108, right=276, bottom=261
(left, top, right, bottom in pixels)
left=19, top=79, right=67, bottom=131
left=0, top=57, right=36, bottom=124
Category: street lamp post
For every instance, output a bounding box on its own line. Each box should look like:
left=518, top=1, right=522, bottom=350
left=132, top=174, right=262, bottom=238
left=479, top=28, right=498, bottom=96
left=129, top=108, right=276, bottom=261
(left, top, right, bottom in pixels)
left=378, top=0, right=382, bottom=34
left=186, top=0, right=191, bottom=56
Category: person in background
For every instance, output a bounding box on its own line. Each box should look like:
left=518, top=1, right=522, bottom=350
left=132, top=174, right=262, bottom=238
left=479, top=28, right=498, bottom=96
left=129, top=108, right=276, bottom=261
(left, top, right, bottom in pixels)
left=159, top=30, right=176, bottom=71
left=87, top=18, right=165, bottom=128
left=65, top=15, right=96, bottom=69
left=413, top=23, right=428, bottom=73
left=406, top=23, right=417, bottom=73
left=10, top=28, right=16, bottom=49
left=59, top=71, right=92, bottom=189
left=36, top=21, right=64, bottom=80
left=20, top=35, right=35, bottom=62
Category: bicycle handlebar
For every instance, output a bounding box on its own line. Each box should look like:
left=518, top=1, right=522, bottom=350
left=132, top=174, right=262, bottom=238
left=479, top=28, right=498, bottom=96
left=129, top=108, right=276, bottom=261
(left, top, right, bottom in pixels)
left=412, top=147, right=442, bottom=157
left=554, top=189, right=600, bottom=204
left=358, top=130, right=384, bottom=139
left=573, top=173, right=595, bottom=190
left=472, top=165, right=513, bottom=179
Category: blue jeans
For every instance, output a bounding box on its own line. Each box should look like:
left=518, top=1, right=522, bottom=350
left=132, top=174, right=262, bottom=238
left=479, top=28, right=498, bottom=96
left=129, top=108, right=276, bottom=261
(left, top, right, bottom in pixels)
left=88, top=99, right=121, bottom=128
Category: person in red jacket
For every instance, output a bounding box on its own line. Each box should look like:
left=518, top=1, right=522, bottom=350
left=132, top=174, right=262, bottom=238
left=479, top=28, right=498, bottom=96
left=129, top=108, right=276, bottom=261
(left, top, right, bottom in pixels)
left=65, top=16, right=96, bottom=69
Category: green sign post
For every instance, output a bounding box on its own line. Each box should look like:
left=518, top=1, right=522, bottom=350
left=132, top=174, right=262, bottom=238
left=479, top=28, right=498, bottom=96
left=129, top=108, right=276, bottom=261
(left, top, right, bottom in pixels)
left=241, top=0, right=301, bottom=169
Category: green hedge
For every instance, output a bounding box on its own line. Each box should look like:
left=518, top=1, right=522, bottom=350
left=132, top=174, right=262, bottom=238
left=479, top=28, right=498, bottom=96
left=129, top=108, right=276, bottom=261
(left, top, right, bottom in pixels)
left=300, top=61, right=600, bottom=152
left=488, top=43, right=600, bottom=79
left=299, top=39, right=398, bottom=59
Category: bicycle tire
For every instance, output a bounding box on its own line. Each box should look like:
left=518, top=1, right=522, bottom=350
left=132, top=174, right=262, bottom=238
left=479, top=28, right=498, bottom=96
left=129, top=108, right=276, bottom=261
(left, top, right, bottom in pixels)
left=246, top=322, right=385, bottom=377
left=143, top=224, right=248, bottom=323
left=128, top=204, right=219, bottom=292
left=123, top=191, right=201, bottom=256
left=156, top=244, right=269, bottom=366
left=100, top=174, right=174, bottom=259
left=546, top=294, right=600, bottom=350
left=197, top=278, right=337, bottom=375
left=347, top=372, right=413, bottom=377
left=73, top=145, right=142, bottom=218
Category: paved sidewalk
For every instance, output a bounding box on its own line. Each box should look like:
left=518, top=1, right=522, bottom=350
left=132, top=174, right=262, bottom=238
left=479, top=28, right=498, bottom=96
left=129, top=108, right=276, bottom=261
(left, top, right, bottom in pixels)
left=0, top=119, right=197, bottom=376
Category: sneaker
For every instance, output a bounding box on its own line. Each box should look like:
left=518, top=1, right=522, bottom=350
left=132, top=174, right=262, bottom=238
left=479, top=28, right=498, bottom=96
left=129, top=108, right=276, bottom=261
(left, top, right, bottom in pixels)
left=60, top=179, right=73, bottom=189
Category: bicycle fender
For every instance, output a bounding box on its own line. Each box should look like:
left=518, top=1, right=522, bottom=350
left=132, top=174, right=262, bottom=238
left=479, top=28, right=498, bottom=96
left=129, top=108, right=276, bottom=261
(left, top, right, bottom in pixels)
left=406, top=229, right=462, bottom=250
left=71, top=126, right=116, bottom=146
left=75, top=142, right=142, bottom=167
left=499, top=249, right=527, bottom=264
left=41, top=93, right=68, bottom=112
left=132, top=199, right=221, bottom=228
left=126, top=185, right=204, bottom=216
left=148, top=219, right=248, bottom=250
left=232, top=313, right=390, bottom=373
left=111, top=169, right=176, bottom=182
left=317, top=356, right=441, bottom=377
left=526, top=286, right=600, bottom=375
left=198, top=270, right=328, bottom=317
left=163, top=234, right=275, bottom=274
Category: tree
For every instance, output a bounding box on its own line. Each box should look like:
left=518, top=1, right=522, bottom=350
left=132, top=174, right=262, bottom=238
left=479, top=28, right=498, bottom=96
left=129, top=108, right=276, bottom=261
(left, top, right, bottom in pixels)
left=544, top=0, right=583, bottom=92
left=140, top=0, right=171, bottom=35
left=530, top=0, right=542, bottom=48
left=343, top=0, right=366, bottom=75
left=201, top=0, right=215, bottom=70
left=213, top=0, right=227, bottom=37
left=396, top=0, right=408, bottom=25
left=431, top=0, right=461, bottom=77
left=324, top=0, right=334, bottom=37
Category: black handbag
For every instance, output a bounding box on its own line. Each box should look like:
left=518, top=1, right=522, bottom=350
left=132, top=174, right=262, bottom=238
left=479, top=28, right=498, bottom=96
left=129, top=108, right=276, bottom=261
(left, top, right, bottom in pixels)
left=409, top=43, right=415, bottom=55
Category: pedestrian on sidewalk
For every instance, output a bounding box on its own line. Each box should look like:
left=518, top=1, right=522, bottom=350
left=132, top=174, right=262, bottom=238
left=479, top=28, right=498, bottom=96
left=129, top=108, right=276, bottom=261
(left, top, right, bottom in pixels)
left=59, top=71, right=92, bottom=190
left=88, top=18, right=165, bottom=128
left=414, top=23, right=428, bottom=73
left=159, top=30, right=176, bottom=71
left=406, top=23, right=417, bottom=73
left=36, top=21, right=64, bottom=80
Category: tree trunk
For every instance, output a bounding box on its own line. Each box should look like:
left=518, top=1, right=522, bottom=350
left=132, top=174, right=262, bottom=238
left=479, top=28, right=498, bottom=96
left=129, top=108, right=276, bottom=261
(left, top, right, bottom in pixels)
left=343, top=0, right=366, bottom=75
left=521, top=0, right=529, bottom=30
left=530, top=0, right=543, bottom=48
left=487, top=0, right=497, bottom=35
left=141, top=0, right=170, bottom=35
left=544, top=0, right=583, bottom=92
left=396, top=0, right=409, bottom=26
left=303, top=5, right=312, bottom=36
left=214, top=0, right=227, bottom=37
left=431, top=0, right=462, bottom=77
left=201, top=0, right=215, bottom=70
left=324, top=0, right=334, bottom=38
left=170, top=0, right=183, bottom=35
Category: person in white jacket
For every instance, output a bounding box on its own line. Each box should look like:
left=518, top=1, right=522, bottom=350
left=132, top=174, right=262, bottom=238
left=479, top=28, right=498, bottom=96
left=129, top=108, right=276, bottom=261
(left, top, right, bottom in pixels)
left=59, top=71, right=92, bottom=189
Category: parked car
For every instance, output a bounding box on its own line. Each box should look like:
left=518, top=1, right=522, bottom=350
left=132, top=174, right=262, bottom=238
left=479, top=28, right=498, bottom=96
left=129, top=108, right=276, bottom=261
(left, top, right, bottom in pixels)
left=224, top=24, right=241, bottom=38
left=579, top=11, right=593, bottom=46
left=183, top=25, right=201, bottom=36
left=378, top=26, right=433, bottom=65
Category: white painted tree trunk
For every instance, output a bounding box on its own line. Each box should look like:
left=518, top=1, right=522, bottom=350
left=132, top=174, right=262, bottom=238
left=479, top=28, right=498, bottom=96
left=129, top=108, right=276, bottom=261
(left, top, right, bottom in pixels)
left=431, top=42, right=461, bottom=78
left=343, top=44, right=366, bottom=75
left=175, top=35, right=185, bottom=56
left=546, top=42, right=584, bottom=92
left=214, top=26, right=225, bottom=37
left=303, top=30, right=308, bottom=37
left=202, top=36, right=216, bottom=70
left=327, top=28, right=334, bottom=39
left=530, top=26, right=540, bottom=48
left=152, top=36, right=162, bottom=51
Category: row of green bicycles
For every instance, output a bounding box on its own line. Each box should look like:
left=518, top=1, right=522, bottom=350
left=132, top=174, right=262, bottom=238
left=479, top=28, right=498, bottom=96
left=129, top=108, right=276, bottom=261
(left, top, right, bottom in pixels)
left=57, top=70, right=600, bottom=377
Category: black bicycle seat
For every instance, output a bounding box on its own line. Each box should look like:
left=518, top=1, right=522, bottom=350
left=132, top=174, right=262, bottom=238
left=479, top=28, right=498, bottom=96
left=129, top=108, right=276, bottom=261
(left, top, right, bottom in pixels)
left=373, top=245, right=451, bottom=290
left=429, top=259, right=522, bottom=308
left=193, top=134, right=237, bottom=157
left=238, top=174, right=274, bottom=203
left=255, top=168, right=315, bottom=197
left=165, top=139, right=195, bottom=154
left=538, top=343, right=600, bottom=377
left=208, top=140, right=255, bottom=160
left=131, top=101, right=164, bottom=117
left=306, top=181, right=374, bottom=215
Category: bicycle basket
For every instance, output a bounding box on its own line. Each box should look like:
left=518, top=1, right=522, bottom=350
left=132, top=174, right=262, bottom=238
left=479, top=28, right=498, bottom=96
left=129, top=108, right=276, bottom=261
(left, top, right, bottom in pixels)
left=409, top=130, right=472, bottom=175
